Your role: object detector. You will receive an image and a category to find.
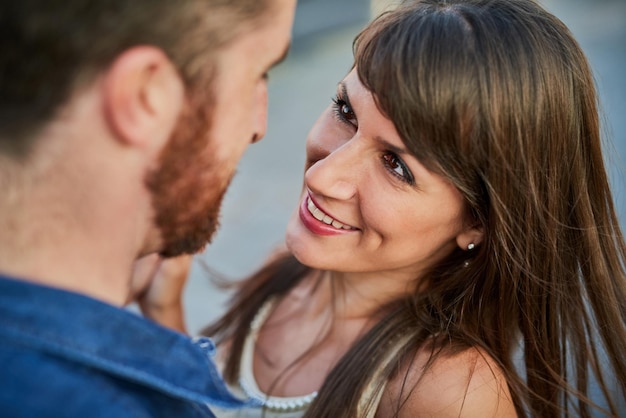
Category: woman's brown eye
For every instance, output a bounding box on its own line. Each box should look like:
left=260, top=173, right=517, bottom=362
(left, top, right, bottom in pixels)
left=332, top=96, right=357, bottom=126
left=383, top=153, right=396, bottom=167
left=382, top=152, right=414, bottom=185
left=341, top=104, right=354, bottom=119
left=383, top=153, right=401, bottom=173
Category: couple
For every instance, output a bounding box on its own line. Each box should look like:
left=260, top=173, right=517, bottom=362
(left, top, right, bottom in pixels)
left=1, top=1, right=625, bottom=418
left=142, top=1, right=626, bottom=417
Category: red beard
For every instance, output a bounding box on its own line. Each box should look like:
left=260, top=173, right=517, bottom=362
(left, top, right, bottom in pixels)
left=145, top=93, right=232, bottom=257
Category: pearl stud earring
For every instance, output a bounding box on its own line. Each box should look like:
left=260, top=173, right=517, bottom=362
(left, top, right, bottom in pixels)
left=467, top=243, right=475, bottom=251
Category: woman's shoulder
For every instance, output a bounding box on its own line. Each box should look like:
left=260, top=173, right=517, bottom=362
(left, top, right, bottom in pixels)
left=377, top=345, right=518, bottom=418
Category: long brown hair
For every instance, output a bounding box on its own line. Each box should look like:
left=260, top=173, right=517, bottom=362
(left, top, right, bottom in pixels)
left=205, top=1, right=626, bottom=416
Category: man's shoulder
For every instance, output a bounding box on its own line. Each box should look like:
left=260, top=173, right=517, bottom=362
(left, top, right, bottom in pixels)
left=0, top=340, right=215, bottom=417
left=0, top=276, right=234, bottom=417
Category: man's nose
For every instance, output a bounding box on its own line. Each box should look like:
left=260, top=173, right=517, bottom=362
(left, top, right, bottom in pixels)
left=251, top=83, right=268, bottom=143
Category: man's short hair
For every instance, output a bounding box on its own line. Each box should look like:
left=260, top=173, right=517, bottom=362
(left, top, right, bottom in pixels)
left=0, top=0, right=271, bottom=156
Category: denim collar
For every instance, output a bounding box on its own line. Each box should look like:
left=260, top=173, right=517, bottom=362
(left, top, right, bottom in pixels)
left=0, top=274, right=258, bottom=410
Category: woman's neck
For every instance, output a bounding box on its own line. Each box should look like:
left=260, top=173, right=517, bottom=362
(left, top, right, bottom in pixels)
left=299, top=269, right=419, bottom=321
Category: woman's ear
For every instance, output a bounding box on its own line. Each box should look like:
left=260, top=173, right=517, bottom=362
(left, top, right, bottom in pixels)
left=101, top=46, right=185, bottom=151
left=456, top=223, right=484, bottom=251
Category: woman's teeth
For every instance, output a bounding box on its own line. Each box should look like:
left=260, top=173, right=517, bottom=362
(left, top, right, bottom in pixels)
left=307, top=198, right=354, bottom=230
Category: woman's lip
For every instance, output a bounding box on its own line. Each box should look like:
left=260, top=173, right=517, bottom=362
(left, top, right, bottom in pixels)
left=298, top=195, right=357, bottom=236
left=308, top=195, right=356, bottom=228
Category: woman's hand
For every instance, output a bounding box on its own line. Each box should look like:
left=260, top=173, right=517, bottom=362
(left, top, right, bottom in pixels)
left=129, top=253, right=192, bottom=334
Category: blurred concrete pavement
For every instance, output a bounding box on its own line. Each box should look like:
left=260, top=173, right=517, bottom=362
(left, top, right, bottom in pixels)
left=183, top=0, right=626, bottom=334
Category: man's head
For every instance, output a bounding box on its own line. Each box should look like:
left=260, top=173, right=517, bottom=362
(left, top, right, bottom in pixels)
left=143, top=0, right=294, bottom=257
left=1, top=0, right=295, bottom=257
left=1, top=0, right=280, bottom=153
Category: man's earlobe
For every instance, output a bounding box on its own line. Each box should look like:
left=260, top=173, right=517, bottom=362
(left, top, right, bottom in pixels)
left=102, top=46, right=184, bottom=149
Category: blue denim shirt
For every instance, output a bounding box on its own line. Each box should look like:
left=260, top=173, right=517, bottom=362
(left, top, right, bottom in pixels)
left=0, top=274, right=258, bottom=417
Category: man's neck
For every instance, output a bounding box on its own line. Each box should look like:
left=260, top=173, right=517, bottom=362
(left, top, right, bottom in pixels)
left=0, top=169, right=147, bottom=307
left=0, top=83, right=159, bottom=307
left=0, top=212, right=138, bottom=306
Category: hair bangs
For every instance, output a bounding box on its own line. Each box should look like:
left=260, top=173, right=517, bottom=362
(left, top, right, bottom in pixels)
left=356, top=5, right=482, bottom=176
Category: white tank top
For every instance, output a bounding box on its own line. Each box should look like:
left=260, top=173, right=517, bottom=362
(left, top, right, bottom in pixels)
left=211, top=299, right=407, bottom=418
left=211, top=300, right=314, bottom=418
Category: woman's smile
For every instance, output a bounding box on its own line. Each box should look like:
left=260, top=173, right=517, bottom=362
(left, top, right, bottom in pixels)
left=298, top=193, right=358, bottom=236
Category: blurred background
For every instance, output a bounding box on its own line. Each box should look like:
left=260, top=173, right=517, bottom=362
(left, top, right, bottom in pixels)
left=183, top=0, right=626, bottom=334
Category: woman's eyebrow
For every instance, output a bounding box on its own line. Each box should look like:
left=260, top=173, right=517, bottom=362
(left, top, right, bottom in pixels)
left=374, top=136, right=409, bottom=156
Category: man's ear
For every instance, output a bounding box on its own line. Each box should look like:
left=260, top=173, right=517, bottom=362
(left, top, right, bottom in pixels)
left=102, top=46, right=185, bottom=150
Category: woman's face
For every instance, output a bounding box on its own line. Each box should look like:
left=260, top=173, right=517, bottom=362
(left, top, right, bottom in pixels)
left=286, top=70, right=479, bottom=282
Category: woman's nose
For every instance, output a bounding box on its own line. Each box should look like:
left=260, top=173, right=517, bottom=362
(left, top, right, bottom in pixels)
left=304, top=136, right=360, bottom=201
